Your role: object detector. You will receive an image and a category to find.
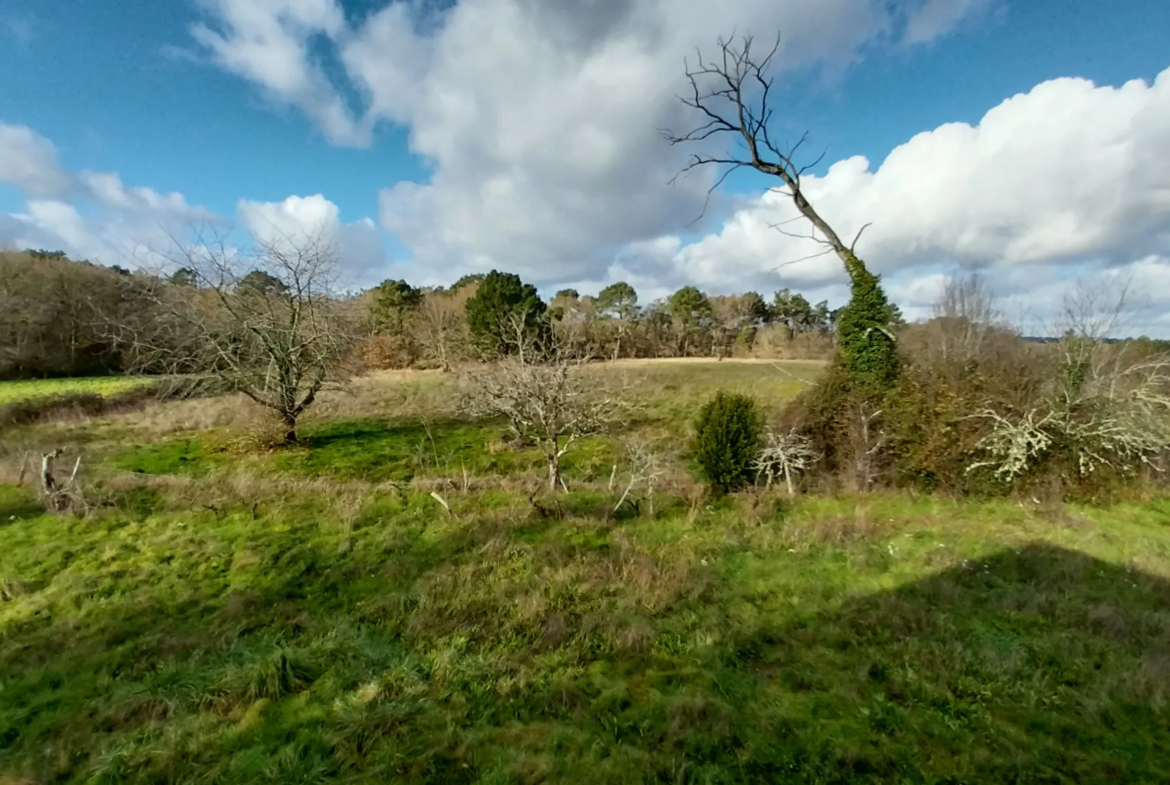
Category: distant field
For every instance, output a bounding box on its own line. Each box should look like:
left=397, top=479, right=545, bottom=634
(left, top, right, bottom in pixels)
left=0, top=376, right=151, bottom=405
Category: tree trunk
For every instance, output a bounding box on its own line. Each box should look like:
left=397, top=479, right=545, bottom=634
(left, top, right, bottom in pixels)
left=547, top=455, right=560, bottom=491
left=41, top=451, right=59, bottom=493
left=282, top=412, right=299, bottom=444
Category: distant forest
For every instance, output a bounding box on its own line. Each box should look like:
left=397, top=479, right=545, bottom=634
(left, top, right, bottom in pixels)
left=1, top=248, right=1165, bottom=380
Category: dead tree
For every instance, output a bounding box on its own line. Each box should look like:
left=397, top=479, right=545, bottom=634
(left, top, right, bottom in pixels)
left=662, top=34, right=859, bottom=266
left=29, top=447, right=86, bottom=514
left=112, top=228, right=359, bottom=444
left=611, top=438, right=665, bottom=516
left=663, top=33, right=899, bottom=394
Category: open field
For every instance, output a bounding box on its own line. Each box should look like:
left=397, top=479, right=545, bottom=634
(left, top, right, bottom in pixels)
left=0, top=376, right=153, bottom=405
left=2, top=359, right=1170, bottom=783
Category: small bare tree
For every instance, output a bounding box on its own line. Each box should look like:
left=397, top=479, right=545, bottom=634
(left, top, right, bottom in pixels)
left=753, top=427, right=819, bottom=496
left=459, top=314, right=626, bottom=491
left=20, top=447, right=87, bottom=514
left=114, top=228, right=358, bottom=444
left=611, top=437, right=666, bottom=516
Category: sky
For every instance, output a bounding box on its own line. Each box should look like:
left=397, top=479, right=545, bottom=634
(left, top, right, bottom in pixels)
left=1, top=0, right=1169, bottom=334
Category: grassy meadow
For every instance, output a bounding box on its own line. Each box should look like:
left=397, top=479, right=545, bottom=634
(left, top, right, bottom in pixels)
left=0, top=377, right=154, bottom=406
left=2, top=359, right=1170, bottom=783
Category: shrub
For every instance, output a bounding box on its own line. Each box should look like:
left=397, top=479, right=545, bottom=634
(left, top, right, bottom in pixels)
left=693, top=391, right=763, bottom=493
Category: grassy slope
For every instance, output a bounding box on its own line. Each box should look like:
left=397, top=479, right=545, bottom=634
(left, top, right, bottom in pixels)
left=2, top=360, right=1170, bottom=784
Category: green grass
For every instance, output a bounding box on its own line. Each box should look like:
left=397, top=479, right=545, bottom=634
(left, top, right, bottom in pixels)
left=0, top=376, right=151, bottom=404
left=2, top=360, right=1170, bottom=783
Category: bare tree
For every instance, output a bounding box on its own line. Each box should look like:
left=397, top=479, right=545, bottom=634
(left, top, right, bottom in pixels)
left=753, top=427, right=819, bottom=496
left=662, top=34, right=868, bottom=274
left=113, top=229, right=358, bottom=444
left=459, top=314, right=627, bottom=491
left=662, top=33, right=900, bottom=393
left=611, top=437, right=666, bottom=517
left=413, top=287, right=473, bottom=372
left=931, top=270, right=1000, bottom=364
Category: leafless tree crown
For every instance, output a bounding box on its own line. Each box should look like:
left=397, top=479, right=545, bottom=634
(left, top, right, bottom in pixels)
left=111, top=227, right=359, bottom=443
left=459, top=312, right=629, bottom=491
left=662, top=33, right=869, bottom=273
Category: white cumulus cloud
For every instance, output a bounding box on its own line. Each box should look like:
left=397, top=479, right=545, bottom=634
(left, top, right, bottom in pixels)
left=189, top=0, right=991, bottom=283
left=0, top=123, right=387, bottom=279
left=0, top=123, right=74, bottom=198
left=624, top=65, right=1170, bottom=327
left=237, top=193, right=389, bottom=285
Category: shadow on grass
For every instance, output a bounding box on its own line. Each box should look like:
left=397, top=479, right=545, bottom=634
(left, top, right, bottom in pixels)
left=3, top=526, right=1169, bottom=783
left=722, top=543, right=1170, bottom=782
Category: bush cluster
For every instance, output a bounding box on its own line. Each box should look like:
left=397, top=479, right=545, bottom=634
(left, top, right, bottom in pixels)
left=783, top=321, right=1170, bottom=501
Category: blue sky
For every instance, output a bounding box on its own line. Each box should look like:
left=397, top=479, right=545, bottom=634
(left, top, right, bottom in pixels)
left=1, top=0, right=1169, bottom=332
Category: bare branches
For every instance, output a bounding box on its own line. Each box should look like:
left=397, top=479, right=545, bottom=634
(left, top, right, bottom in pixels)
left=663, top=32, right=861, bottom=264
left=108, top=228, right=359, bottom=443
left=850, top=223, right=873, bottom=254
left=753, top=427, right=819, bottom=496
left=612, top=438, right=665, bottom=516
left=459, top=321, right=629, bottom=491
left=965, top=287, right=1170, bottom=483
left=927, top=269, right=1001, bottom=367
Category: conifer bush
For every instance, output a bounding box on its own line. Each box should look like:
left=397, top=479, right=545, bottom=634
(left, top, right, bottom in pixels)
left=693, top=391, right=764, bottom=493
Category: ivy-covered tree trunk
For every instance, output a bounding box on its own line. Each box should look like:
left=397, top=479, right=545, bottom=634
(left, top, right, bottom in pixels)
left=835, top=251, right=900, bottom=398
left=664, top=33, right=902, bottom=399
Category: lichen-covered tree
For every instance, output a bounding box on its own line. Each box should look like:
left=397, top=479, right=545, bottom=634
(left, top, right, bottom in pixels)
left=663, top=33, right=899, bottom=396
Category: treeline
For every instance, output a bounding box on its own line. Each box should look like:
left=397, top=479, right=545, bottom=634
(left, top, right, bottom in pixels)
left=0, top=251, right=145, bottom=379
left=4, top=249, right=861, bottom=380
left=5, top=249, right=1168, bottom=383
left=354, top=271, right=898, bottom=371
